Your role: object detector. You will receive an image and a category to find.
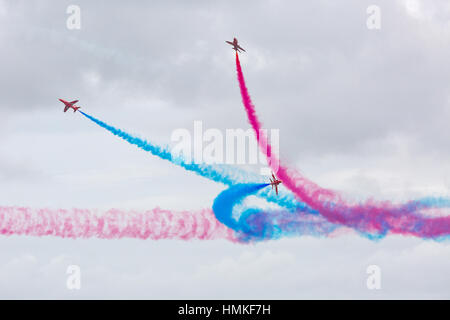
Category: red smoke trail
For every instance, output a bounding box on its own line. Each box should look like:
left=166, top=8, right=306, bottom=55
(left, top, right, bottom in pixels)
left=0, top=206, right=237, bottom=241
left=235, top=52, right=450, bottom=238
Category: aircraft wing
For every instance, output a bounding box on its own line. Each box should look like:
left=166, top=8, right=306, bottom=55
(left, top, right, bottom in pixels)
left=225, top=41, right=233, bottom=45
left=70, top=100, right=79, bottom=104
left=237, top=45, right=246, bottom=52
left=64, top=105, right=69, bottom=112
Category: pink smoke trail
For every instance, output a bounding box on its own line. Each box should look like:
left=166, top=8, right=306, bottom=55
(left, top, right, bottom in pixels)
left=0, top=206, right=237, bottom=241
left=235, top=52, right=450, bottom=238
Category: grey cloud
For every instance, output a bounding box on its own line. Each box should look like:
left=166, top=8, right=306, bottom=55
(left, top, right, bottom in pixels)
left=0, top=0, right=450, bottom=299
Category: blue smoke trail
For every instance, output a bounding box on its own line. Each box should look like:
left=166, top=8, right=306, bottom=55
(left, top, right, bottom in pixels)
left=79, top=111, right=312, bottom=212
left=80, top=111, right=450, bottom=240
left=212, top=183, right=269, bottom=230
left=212, top=183, right=338, bottom=242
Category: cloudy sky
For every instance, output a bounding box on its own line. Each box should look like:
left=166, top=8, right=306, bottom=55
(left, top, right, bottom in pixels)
left=1, top=0, right=450, bottom=299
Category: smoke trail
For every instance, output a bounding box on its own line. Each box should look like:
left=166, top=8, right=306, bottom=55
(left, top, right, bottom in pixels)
left=212, top=183, right=268, bottom=230
left=234, top=52, right=450, bottom=239
left=79, top=111, right=311, bottom=213
left=0, top=112, right=332, bottom=242
left=80, top=111, right=234, bottom=186
left=212, top=183, right=338, bottom=242
left=0, top=206, right=236, bottom=241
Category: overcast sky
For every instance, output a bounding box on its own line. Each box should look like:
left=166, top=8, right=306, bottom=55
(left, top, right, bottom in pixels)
left=1, top=0, right=450, bottom=299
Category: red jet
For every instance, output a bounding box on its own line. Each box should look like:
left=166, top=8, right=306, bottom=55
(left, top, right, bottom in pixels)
left=269, top=172, right=282, bottom=195
left=59, top=99, right=81, bottom=113
left=225, top=38, right=246, bottom=53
